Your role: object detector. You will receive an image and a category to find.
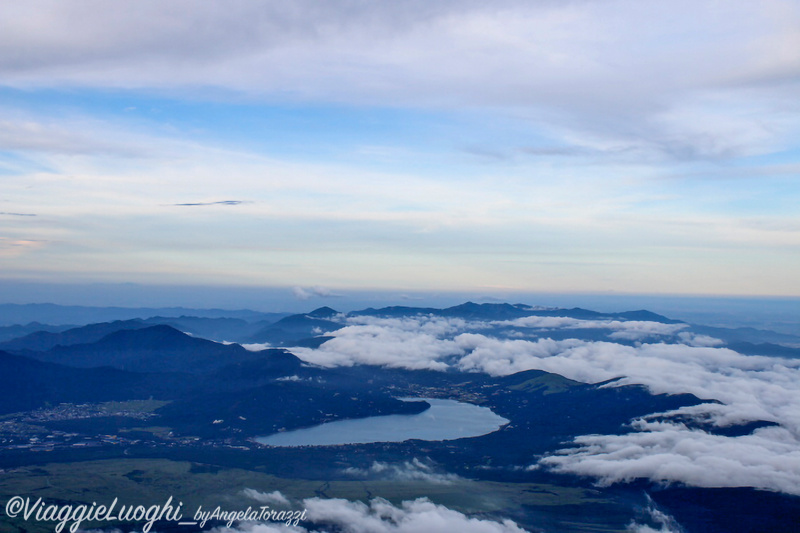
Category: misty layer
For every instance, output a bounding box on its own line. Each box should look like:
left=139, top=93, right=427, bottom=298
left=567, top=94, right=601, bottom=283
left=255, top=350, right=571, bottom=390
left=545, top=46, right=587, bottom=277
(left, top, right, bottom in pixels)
left=291, top=314, right=800, bottom=495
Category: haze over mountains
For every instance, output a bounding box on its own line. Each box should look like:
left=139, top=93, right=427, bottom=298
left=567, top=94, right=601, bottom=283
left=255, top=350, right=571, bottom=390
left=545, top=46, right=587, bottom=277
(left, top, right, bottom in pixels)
left=3, top=300, right=797, bottom=347
left=0, top=302, right=288, bottom=326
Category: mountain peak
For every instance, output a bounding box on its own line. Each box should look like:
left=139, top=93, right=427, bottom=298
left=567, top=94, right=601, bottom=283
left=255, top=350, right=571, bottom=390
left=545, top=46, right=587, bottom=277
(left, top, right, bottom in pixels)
left=307, top=306, right=339, bottom=318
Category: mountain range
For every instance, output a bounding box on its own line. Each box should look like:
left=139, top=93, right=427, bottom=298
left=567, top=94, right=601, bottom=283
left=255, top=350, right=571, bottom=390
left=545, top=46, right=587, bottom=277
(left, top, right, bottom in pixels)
left=0, top=301, right=798, bottom=533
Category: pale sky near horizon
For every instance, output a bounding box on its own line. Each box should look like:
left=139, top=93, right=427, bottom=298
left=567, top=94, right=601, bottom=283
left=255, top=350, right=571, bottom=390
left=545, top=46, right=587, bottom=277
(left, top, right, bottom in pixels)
left=1, top=0, right=799, bottom=300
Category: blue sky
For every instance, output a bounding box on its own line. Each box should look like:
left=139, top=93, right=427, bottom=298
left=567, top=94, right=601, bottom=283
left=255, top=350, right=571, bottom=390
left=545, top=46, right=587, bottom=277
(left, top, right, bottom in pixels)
left=1, top=0, right=799, bottom=306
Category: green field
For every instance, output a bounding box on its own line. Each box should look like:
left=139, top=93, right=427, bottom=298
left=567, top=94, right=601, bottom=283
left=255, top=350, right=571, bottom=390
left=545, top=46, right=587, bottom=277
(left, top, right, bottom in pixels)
left=0, top=458, right=625, bottom=532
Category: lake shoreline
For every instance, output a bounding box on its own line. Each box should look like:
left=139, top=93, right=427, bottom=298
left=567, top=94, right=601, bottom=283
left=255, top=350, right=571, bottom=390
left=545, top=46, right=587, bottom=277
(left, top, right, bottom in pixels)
left=255, top=397, right=509, bottom=447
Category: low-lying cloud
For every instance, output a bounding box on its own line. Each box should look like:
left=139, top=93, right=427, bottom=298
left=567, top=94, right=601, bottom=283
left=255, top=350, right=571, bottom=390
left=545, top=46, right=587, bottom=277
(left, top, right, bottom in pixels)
left=290, top=313, right=800, bottom=495
left=210, top=496, right=529, bottom=533
left=626, top=496, right=684, bottom=533
left=241, top=343, right=273, bottom=352
left=242, top=489, right=291, bottom=507
left=542, top=419, right=800, bottom=495
left=291, top=316, right=466, bottom=370
left=342, top=458, right=461, bottom=485
left=497, top=316, right=689, bottom=341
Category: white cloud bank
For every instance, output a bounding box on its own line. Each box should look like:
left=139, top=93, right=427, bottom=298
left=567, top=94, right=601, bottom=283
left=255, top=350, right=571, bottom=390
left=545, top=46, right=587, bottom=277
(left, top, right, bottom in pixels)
left=291, top=314, right=800, bottom=495
left=291, top=316, right=468, bottom=370
left=243, top=489, right=291, bottom=507
left=210, top=496, right=528, bottom=533
left=80, top=494, right=528, bottom=533
left=497, top=316, right=690, bottom=341
left=343, top=458, right=461, bottom=485
left=542, top=420, right=800, bottom=495
left=626, top=496, right=684, bottom=533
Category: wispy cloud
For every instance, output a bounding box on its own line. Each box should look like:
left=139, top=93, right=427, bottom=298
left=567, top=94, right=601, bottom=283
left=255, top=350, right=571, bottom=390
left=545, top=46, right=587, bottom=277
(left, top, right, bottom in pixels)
left=627, top=496, right=684, bottom=533
left=292, top=286, right=342, bottom=301
left=0, top=212, right=36, bottom=217
left=171, top=200, right=249, bottom=207
left=0, top=116, right=158, bottom=157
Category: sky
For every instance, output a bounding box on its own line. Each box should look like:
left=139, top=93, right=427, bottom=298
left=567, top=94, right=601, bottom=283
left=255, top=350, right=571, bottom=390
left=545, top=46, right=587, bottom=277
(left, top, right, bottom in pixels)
left=1, top=0, right=800, bottom=306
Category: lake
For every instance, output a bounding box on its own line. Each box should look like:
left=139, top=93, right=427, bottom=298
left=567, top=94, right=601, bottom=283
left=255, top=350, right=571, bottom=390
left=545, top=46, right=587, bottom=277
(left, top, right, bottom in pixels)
left=254, top=398, right=509, bottom=447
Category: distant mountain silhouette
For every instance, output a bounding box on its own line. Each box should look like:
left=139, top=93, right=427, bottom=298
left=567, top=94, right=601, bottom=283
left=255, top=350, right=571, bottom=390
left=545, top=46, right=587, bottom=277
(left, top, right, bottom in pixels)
left=21, top=325, right=262, bottom=373
left=0, top=302, right=288, bottom=327
left=351, top=302, right=682, bottom=323
left=0, top=316, right=280, bottom=349
left=0, top=322, right=72, bottom=343
left=246, top=312, right=343, bottom=345
left=349, top=305, right=443, bottom=318
left=688, top=324, right=800, bottom=345
left=140, top=316, right=266, bottom=343
left=307, top=306, right=339, bottom=319
left=0, top=319, right=148, bottom=352
left=440, top=302, right=534, bottom=319
left=613, top=309, right=683, bottom=323
left=727, top=342, right=800, bottom=358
